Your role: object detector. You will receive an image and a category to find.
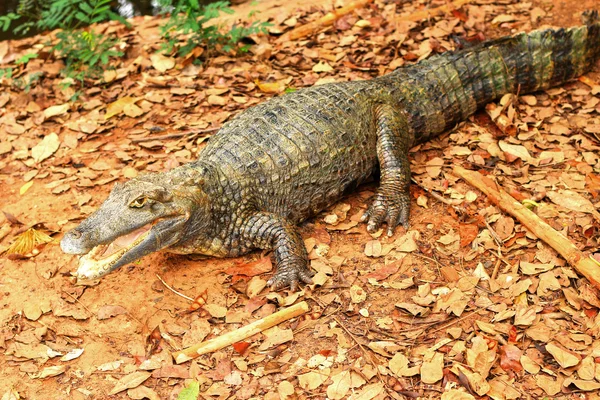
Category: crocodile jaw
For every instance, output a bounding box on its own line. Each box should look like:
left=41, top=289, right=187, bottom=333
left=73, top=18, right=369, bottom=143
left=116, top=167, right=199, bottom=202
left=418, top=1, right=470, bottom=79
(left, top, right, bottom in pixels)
left=75, top=225, right=152, bottom=280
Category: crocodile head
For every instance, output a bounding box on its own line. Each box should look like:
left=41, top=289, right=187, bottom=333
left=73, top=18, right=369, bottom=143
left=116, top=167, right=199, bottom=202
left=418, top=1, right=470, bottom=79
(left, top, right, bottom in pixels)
left=60, top=168, right=210, bottom=280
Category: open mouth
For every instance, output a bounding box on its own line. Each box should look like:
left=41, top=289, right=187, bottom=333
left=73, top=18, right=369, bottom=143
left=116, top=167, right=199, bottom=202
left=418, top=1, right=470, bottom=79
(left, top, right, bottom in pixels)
left=76, top=223, right=153, bottom=280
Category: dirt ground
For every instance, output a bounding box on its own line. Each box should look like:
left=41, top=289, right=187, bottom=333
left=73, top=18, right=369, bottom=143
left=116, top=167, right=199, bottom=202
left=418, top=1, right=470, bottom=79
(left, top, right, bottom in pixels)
left=1, top=0, right=600, bottom=398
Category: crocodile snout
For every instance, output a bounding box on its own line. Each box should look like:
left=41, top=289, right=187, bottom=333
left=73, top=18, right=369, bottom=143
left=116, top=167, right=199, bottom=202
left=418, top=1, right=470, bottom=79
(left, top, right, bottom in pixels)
left=60, top=229, right=90, bottom=255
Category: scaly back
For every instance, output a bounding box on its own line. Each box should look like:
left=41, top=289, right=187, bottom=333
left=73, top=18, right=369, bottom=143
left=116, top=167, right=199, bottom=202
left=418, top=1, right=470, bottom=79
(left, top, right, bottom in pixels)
left=377, top=10, right=600, bottom=143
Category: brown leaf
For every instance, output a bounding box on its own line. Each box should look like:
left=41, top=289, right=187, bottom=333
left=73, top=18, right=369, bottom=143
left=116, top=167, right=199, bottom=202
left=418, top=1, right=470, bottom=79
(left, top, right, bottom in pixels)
left=255, top=79, right=287, bottom=94
left=364, top=261, right=402, bottom=280
left=499, top=344, right=523, bottom=373
left=109, top=371, right=151, bottom=395
left=545, top=342, right=581, bottom=368
left=97, top=305, right=127, bottom=320
left=105, top=96, right=140, bottom=120
left=31, top=132, right=60, bottom=163
left=150, top=54, right=175, bottom=72
left=5, top=228, right=52, bottom=255
left=225, top=257, right=272, bottom=277
left=43, top=103, right=69, bottom=119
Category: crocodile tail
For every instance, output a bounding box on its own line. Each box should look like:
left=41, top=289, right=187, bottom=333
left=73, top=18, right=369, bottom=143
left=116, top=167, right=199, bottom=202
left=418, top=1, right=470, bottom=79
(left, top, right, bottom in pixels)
left=379, top=10, right=600, bottom=142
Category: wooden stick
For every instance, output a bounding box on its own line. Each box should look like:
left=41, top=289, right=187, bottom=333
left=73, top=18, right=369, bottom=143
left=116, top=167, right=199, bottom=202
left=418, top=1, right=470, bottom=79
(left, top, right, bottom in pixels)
left=172, top=301, right=310, bottom=364
left=277, top=0, right=373, bottom=43
left=396, top=0, right=475, bottom=22
left=453, top=166, right=600, bottom=289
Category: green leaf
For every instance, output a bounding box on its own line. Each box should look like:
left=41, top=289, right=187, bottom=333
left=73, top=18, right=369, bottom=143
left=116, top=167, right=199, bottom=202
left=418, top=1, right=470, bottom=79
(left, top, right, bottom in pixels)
left=79, top=2, right=94, bottom=15
left=16, top=52, right=38, bottom=65
left=177, top=381, right=199, bottom=400
left=75, top=11, right=90, bottom=23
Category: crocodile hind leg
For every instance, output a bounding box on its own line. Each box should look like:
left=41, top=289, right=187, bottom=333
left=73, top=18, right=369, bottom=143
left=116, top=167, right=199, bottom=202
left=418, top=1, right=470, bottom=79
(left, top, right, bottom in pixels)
left=362, top=104, right=414, bottom=236
left=242, top=212, right=314, bottom=290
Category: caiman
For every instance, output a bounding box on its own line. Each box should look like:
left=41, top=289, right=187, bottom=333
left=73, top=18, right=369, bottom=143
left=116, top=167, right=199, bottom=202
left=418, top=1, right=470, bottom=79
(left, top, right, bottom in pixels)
left=61, top=11, right=600, bottom=290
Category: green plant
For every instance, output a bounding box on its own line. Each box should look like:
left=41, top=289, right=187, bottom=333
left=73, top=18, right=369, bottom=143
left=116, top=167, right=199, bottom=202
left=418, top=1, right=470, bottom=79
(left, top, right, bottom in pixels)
left=0, top=0, right=126, bottom=87
left=36, top=0, right=127, bottom=31
left=54, top=30, right=122, bottom=84
left=0, top=68, right=13, bottom=79
left=159, top=0, right=270, bottom=57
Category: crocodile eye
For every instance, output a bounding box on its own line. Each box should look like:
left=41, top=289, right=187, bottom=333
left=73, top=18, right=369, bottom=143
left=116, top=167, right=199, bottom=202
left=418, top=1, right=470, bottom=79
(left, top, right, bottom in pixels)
left=130, top=196, right=147, bottom=208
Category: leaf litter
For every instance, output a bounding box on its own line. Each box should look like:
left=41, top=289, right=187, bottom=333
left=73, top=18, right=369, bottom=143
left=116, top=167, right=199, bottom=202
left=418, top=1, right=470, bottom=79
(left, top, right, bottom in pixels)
left=0, top=0, right=600, bottom=398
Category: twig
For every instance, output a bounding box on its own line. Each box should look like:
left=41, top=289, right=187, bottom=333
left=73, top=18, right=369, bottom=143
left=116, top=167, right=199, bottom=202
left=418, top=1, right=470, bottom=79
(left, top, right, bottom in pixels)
left=411, top=178, right=459, bottom=206
left=453, top=165, right=600, bottom=290
left=131, top=127, right=219, bottom=143
left=61, top=290, right=93, bottom=316
left=172, top=301, right=310, bottom=363
left=277, top=0, right=374, bottom=43
left=427, top=309, right=483, bottom=335
left=483, top=218, right=504, bottom=248
left=491, top=258, right=502, bottom=280
left=156, top=274, right=194, bottom=302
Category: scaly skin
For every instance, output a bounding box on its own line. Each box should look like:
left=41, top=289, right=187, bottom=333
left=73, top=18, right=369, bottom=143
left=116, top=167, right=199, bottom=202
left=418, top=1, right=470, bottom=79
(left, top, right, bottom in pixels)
left=61, top=12, right=600, bottom=290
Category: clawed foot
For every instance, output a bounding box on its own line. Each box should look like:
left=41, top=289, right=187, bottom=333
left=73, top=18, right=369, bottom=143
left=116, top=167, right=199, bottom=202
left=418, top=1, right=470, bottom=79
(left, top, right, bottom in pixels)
left=361, top=189, right=411, bottom=236
left=268, top=261, right=314, bottom=291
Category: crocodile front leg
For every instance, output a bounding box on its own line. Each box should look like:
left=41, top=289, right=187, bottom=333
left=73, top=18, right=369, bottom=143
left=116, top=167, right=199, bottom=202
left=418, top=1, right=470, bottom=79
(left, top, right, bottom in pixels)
left=242, top=212, right=314, bottom=290
left=362, top=104, right=414, bottom=236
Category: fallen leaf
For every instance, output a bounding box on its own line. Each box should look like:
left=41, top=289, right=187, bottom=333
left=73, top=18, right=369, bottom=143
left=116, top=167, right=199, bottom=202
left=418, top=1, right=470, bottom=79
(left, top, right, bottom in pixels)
left=255, top=79, right=287, bottom=93
left=123, top=103, right=144, bottom=118
left=327, top=370, right=351, bottom=399
left=498, top=140, right=533, bottom=163
left=298, top=368, right=330, bottom=390
left=127, top=386, right=161, bottom=400
left=5, top=228, right=52, bottom=255
left=105, top=96, right=140, bottom=120
left=31, top=132, right=60, bottom=163
left=150, top=53, right=175, bottom=72
left=545, top=342, right=581, bottom=368
left=225, top=257, right=272, bottom=277
left=60, top=348, right=84, bottom=361
left=31, top=365, right=66, bottom=379
left=97, top=305, right=127, bottom=320
left=109, top=371, right=151, bottom=395
left=20, top=181, right=33, bottom=195
left=546, top=190, right=597, bottom=214
left=176, top=381, right=200, bottom=400
left=313, top=61, right=333, bottom=72
left=421, top=352, right=444, bottom=384
left=499, top=344, right=523, bottom=373
left=350, top=285, right=367, bottom=303
left=348, top=382, right=384, bottom=400
left=43, top=103, right=69, bottom=118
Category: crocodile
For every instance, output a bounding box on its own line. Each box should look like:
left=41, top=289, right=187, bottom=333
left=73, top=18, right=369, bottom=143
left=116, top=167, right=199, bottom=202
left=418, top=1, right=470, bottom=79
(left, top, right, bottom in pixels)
left=61, top=11, right=600, bottom=290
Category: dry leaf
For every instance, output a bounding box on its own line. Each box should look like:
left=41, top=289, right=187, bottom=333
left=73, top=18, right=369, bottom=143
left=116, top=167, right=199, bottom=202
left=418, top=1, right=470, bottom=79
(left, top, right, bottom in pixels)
left=105, top=96, right=140, bottom=120
left=546, top=190, right=597, bottom=214
left=350, top=285, right=367, bottom=303
left=109, top=371, right=152, bottom=395
left=313, top=61, right=333, bottom=72
left=298, top=368, right=330, bottom=390
left=545, top=342, right=581, bottom=368
left=421, top=352, right=444, bottom=384
left=31, top=132, right=60, bottom=163
left=31, top=365, right=66, bottom=379
left=43, top=103, right=69, bottom=118
left=255, top=79, right=287, bottom=93
left=150, top=54, right=175, bottom=72
left=97, top=305, right=127, bottom=320
left=498, top=140, right=533, bottom=163
left=327, top=370, right=351, bottom=399
left=6, top=228, right=52, bottom=255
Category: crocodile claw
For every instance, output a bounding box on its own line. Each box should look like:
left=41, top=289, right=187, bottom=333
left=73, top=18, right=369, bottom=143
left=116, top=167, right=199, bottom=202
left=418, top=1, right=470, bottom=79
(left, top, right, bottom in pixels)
left=268, top=263, right=314, bottom=291
left=361, top=189, right=410, bottom=236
